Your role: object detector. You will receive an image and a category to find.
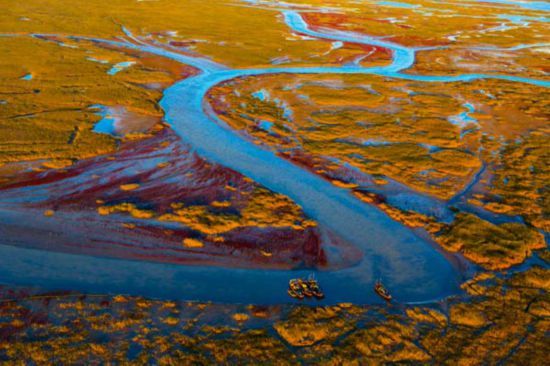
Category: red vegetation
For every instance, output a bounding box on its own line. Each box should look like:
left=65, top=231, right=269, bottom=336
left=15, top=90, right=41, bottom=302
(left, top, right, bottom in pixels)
left=0, top=127, right=356, bottom=270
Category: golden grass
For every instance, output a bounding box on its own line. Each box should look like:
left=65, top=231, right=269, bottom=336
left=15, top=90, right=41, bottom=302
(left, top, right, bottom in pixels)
left=208, top=73, right=548, bottom=205
left=436, top=213, right=545, bottom=270
left=183, top=238, right=204, bottom=248
left=483, top=128, right=550, bottom=231
left=0, top=36, right=167, bottom=167
left=0, top=0, right=380, bottom=68
left=287, top=0, right=549, bottom=78
left=98, top=187, right=315, bottom=237
left=1, top=266, right=548, bottom=364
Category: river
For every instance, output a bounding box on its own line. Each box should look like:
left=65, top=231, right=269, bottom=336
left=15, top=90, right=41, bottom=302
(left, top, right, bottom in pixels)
left=1, top=5, right=548, bottom=304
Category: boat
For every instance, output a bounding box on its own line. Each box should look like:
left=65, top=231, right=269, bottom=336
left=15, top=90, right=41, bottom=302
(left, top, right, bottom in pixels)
left=312, top=288, right=325, bottom=299
left=288, top=288, right=304, bottom=299
left=289, top=279, right=302, bottom=292
left=301, top=281, right=314, bottom=297
left=307, top=275, right=325, bottom=299
left=288, top=275, right=324, bottom=300
left=374, top=280, right=392, bottom=302
left=288, top=279, right=305, bottom=299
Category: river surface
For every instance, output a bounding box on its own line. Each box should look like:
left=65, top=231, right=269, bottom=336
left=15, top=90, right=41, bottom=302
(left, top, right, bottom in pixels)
left=1, top=4, right=548, bottom=304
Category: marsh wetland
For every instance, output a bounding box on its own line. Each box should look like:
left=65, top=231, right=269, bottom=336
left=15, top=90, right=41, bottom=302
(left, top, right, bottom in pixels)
left=0, top=0, right=548, bottom=363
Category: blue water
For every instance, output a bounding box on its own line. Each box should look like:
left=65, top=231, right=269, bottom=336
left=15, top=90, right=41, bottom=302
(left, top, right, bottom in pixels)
left=377, top=1, right=419, bottom=8
left=107, top=61, right=136, bottom=75
left=331, top=41, right=344, bottom=50
left=420, top=143, right=442, bottom=153
left=5, top=4, right=549, bottom=304
left=259, top=120, right=273, bottom=131
left=90, top=105, right=118, bottom=136
left=252, top=89, right=270, bottom=101
left=0, top=242, right=457, bottom=305
left=20, top=73, right=32, bottom=80
left=362, top=139, right=392, bottom=146
left=498, top=14, right=550, bottom=23
left=449, top=102, right=478, bottom=129
left=477, top=0, right=550, bottom=11
left=86, top=57, right=109, bottom=64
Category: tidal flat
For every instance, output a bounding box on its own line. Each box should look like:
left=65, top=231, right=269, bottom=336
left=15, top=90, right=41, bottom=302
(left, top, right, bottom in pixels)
left=0, top=0, right=548, bottom=363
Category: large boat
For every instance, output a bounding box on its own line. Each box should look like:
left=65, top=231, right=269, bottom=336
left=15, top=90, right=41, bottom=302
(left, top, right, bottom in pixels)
left=288, top=288, right=304, bottom=299
left=288, top=275, right=324, bottom=300
left=374, top=280, right=392, bottom=302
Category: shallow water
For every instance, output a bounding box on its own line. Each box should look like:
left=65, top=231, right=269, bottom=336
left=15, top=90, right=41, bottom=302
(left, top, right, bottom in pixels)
left=20, top=73, right=32, bottom=80
left=107, top=61, right=136, bottom=75
left=376, top=1, right=419, bottom=9
left=476, top=0, right=550, bottom=11
left=91, top=104, right=118, bottom=136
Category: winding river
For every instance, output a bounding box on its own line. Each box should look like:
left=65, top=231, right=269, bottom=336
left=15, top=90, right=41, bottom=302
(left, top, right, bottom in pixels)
left=1, top=5, right=548, bottom=304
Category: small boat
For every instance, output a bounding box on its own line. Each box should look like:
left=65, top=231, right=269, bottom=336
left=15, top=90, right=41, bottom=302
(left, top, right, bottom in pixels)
left=374, top=280, right=392, bottom=302
left=312, top=288, right=325, bottom=299
left=307, top=275, right=325, bottom=299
